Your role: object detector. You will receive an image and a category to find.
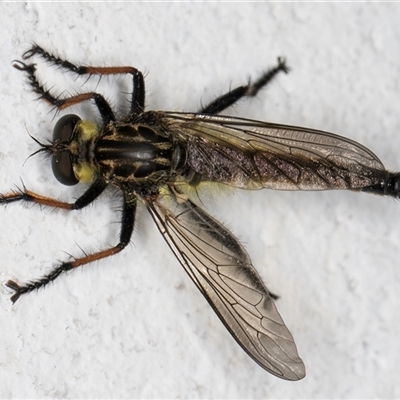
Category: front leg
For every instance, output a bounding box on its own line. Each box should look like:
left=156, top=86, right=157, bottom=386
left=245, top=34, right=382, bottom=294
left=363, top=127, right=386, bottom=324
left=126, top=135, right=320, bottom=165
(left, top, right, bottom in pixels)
left=0, top=179, right=108, bottom=210
left=13, top=61, right=116, bottom=124
left=14, top=44, right=146, bottom=120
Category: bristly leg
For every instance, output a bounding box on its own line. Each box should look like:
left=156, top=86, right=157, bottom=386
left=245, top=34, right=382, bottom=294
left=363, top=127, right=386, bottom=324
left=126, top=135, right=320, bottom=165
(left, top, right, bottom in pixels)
left=12, top=60, right=116, bottom=124
left=6, top=264, right=71, bottom=304
left=13, top=44, right=147, bottom=121
left=5, top=193, right=137, bottom=303
left=2, top=180, right=108, bottom=302
left=0, top=179, right=108, bottom=210
left=199, top=57, right=289, bottom=115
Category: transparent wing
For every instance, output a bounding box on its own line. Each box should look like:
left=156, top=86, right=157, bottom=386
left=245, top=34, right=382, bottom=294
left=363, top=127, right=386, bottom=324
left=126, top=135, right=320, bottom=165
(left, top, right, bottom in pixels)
left=160, top=112, right=386, bottom=190
left=145, top=189, right=305, bottom=380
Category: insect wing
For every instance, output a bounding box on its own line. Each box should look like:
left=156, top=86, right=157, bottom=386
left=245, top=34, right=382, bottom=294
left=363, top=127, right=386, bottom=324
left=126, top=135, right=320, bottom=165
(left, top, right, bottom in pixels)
left=162, top=112, right=386, bottom=191
left=146, top=190, right=305, bottom=380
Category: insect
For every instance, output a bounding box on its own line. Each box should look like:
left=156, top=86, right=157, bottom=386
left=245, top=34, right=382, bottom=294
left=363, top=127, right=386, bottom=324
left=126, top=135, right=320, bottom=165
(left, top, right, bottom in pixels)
left=3, top=46, right=399, bottom=381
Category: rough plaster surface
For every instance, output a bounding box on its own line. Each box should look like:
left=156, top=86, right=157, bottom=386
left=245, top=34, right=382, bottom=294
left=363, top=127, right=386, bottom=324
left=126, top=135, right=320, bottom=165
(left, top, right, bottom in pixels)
left=1, top=3, right=400, bottom=399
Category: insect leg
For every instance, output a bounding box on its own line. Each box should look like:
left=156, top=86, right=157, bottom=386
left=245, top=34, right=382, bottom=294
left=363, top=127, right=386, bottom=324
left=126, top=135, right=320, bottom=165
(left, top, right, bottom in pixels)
left=5, top=192, right=136, bottom=303
left=199, top=57, right=289, bottom=115
left=16, top=44, right=145, bottom=115
left=0, top=179, right=108, bottom=210
left=13, top=60, right=116, bottom=124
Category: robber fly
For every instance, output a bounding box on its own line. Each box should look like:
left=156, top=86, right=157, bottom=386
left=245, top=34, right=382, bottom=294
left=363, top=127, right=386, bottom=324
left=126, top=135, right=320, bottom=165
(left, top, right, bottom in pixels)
left=2, top=45, right=399, bottom=381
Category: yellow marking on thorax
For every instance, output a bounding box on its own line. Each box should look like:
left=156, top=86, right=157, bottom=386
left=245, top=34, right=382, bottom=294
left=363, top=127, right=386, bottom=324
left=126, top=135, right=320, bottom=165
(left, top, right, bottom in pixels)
left=74, top=162, right=96, bottom=182
left=77, top=120, right=99, bottom=140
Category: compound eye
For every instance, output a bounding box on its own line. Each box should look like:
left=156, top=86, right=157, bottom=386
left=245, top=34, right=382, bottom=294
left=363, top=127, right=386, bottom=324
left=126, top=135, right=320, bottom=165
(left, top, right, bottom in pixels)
left=53, top=114, right=81, bottom=143
left=52, top=152, right=79, bottom=186
left=52, top=114, right=81, bottom=186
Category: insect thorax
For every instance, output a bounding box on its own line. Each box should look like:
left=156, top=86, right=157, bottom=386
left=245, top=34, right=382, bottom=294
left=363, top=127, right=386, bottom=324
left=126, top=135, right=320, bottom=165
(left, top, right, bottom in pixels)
left=94, top=122, right=176, bottom=185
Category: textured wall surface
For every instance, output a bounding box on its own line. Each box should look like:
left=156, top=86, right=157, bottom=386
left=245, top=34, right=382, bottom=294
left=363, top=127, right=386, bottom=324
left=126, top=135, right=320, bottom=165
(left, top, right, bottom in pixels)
left=1, top=3, right=400, bottom=398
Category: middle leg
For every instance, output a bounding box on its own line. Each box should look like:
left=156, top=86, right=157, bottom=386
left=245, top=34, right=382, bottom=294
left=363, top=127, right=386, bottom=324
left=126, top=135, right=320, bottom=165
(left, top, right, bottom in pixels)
left=6, top=191, right=137, bottom=303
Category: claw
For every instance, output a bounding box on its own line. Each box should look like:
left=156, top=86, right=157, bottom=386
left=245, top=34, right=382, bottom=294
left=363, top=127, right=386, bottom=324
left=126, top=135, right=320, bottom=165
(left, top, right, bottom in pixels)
left=12, top=60, right=28, bottom=71
left=5, top=280, right=22, bottom=303
left=12, top=60, right=36, bottom=74
left=22, top=48, right=37, bottom=60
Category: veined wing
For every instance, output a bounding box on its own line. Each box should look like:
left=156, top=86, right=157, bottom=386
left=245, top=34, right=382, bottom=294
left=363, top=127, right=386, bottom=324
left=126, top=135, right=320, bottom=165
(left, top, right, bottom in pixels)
left=145, top=188, right=305, bottom=380
left=160, top=112, right=386, bottom=190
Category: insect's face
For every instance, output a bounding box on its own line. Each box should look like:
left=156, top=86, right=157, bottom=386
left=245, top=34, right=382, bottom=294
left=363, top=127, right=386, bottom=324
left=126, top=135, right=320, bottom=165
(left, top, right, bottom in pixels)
left=51, top=114, right=98, bottom=186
